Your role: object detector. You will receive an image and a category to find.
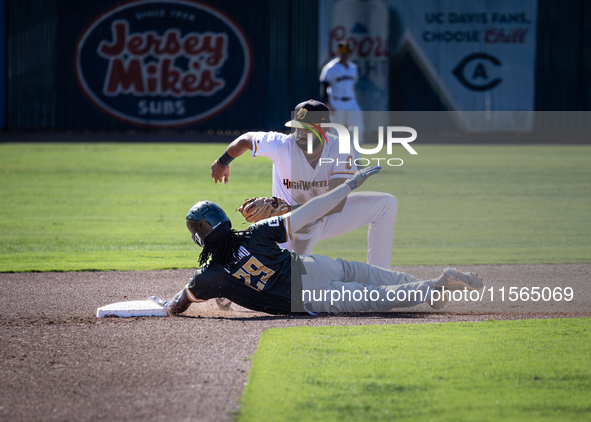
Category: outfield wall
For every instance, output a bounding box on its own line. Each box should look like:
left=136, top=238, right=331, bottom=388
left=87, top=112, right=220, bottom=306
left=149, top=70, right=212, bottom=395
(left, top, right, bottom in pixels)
left=0, top=0, right=5, bottom=130
left=1, top=0, right=590, bottom=133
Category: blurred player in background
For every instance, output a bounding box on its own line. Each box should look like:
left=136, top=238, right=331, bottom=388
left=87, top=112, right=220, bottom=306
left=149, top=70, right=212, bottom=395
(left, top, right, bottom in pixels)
left=319, top=40, right=364, bottom=157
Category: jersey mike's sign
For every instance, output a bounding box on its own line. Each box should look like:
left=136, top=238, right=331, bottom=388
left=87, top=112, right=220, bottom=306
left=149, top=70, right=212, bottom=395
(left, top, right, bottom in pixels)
left=75, top=0, right=252, bottom=127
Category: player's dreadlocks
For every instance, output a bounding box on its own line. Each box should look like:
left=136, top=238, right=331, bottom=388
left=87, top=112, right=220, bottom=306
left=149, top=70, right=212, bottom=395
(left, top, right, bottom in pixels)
left=199, top=229, right=246, bottom=268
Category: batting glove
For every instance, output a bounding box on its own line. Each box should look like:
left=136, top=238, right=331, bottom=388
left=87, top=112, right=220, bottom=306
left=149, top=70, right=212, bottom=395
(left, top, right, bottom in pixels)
left=345, top=166, right=382, bottom=190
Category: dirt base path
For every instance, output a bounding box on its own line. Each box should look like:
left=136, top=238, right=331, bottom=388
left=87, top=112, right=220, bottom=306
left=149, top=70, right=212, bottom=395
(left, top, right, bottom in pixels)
left=1, top=264, right=589, bottom=422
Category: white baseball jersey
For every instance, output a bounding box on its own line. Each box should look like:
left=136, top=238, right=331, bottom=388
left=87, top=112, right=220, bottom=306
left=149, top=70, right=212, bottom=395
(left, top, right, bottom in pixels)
left=319, top=58, right=358, bottom=102
left=250, top=130, right=397, bottom=270
left=251, top=131, right=356, bottom=206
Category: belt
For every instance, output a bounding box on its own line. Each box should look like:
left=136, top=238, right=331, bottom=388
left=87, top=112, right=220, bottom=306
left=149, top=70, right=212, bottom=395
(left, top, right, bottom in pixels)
left=332, top=97, right=352, bottom=101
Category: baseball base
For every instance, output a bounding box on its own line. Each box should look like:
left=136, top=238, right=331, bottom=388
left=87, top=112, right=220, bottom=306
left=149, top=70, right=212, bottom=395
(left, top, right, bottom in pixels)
left=96, top=300, right=168, bottom=318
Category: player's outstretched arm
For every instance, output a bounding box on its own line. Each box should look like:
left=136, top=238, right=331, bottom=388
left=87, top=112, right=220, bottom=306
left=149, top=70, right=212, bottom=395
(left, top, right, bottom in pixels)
left=321, top=178, right=348, bottom=217
left=167, top=288, right=192, bottom=316
left=211, top=132, right=256, bottom=185
left=290, top=166, right=382, bottom=233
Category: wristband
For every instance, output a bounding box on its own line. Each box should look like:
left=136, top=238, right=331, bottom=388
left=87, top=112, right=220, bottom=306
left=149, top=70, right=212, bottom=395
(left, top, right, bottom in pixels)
left=217, top=151, right=235, bottom=167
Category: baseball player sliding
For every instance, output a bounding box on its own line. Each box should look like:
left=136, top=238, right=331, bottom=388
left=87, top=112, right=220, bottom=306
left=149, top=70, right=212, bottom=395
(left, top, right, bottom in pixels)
left=167, top=166, right=484, bottom=315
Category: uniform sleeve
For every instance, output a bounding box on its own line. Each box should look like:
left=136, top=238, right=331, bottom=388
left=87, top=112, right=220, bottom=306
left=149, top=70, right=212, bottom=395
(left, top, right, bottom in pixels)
left=319, top=62, right=332, bottom=83
left=185, top=269, right=215, bottom=302
left=252, top=131, right=289, bottom=162
left=251, top=214, right=294, bottom=244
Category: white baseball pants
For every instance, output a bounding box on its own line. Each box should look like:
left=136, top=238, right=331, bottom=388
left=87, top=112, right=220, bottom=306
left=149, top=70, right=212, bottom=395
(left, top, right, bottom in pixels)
left=280, top=191, right=397, bottom=269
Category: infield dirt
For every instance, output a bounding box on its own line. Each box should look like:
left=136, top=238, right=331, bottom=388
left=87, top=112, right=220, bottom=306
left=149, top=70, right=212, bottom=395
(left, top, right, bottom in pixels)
left=1, top=264, right=589, bottom=422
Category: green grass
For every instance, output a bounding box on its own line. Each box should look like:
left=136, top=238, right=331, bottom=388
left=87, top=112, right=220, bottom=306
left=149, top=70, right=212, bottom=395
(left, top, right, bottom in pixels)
left=317, top=145, right=591, bottom=265
left=0, top=143, right=590, bottom=271
left=239, top=318, right=591, bottom=422
left=0, top=142, right=271, bottom=271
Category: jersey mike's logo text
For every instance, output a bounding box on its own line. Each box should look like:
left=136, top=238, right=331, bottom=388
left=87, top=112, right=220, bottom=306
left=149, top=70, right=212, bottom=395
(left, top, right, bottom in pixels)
left=98, top=21, right=226, bottom=97
left=75, top=0, right=252, bottom=128
left=283, top=179, right=330, bottom=190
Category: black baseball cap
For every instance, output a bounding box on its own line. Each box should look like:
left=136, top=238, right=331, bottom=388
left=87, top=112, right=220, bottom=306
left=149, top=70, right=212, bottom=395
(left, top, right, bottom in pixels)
left=285, top=99, right=330, bottom=127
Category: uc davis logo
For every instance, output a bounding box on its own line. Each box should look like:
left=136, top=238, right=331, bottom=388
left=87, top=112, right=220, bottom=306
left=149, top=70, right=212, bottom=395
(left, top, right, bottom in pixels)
left=75, top=0, right=252, bottom=128
left=452, top=53, right=502, bottom=91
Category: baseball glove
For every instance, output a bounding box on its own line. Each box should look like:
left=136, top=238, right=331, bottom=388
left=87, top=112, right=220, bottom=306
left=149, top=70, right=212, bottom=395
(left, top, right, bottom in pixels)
left=236, top=196, right=290, bottom=223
